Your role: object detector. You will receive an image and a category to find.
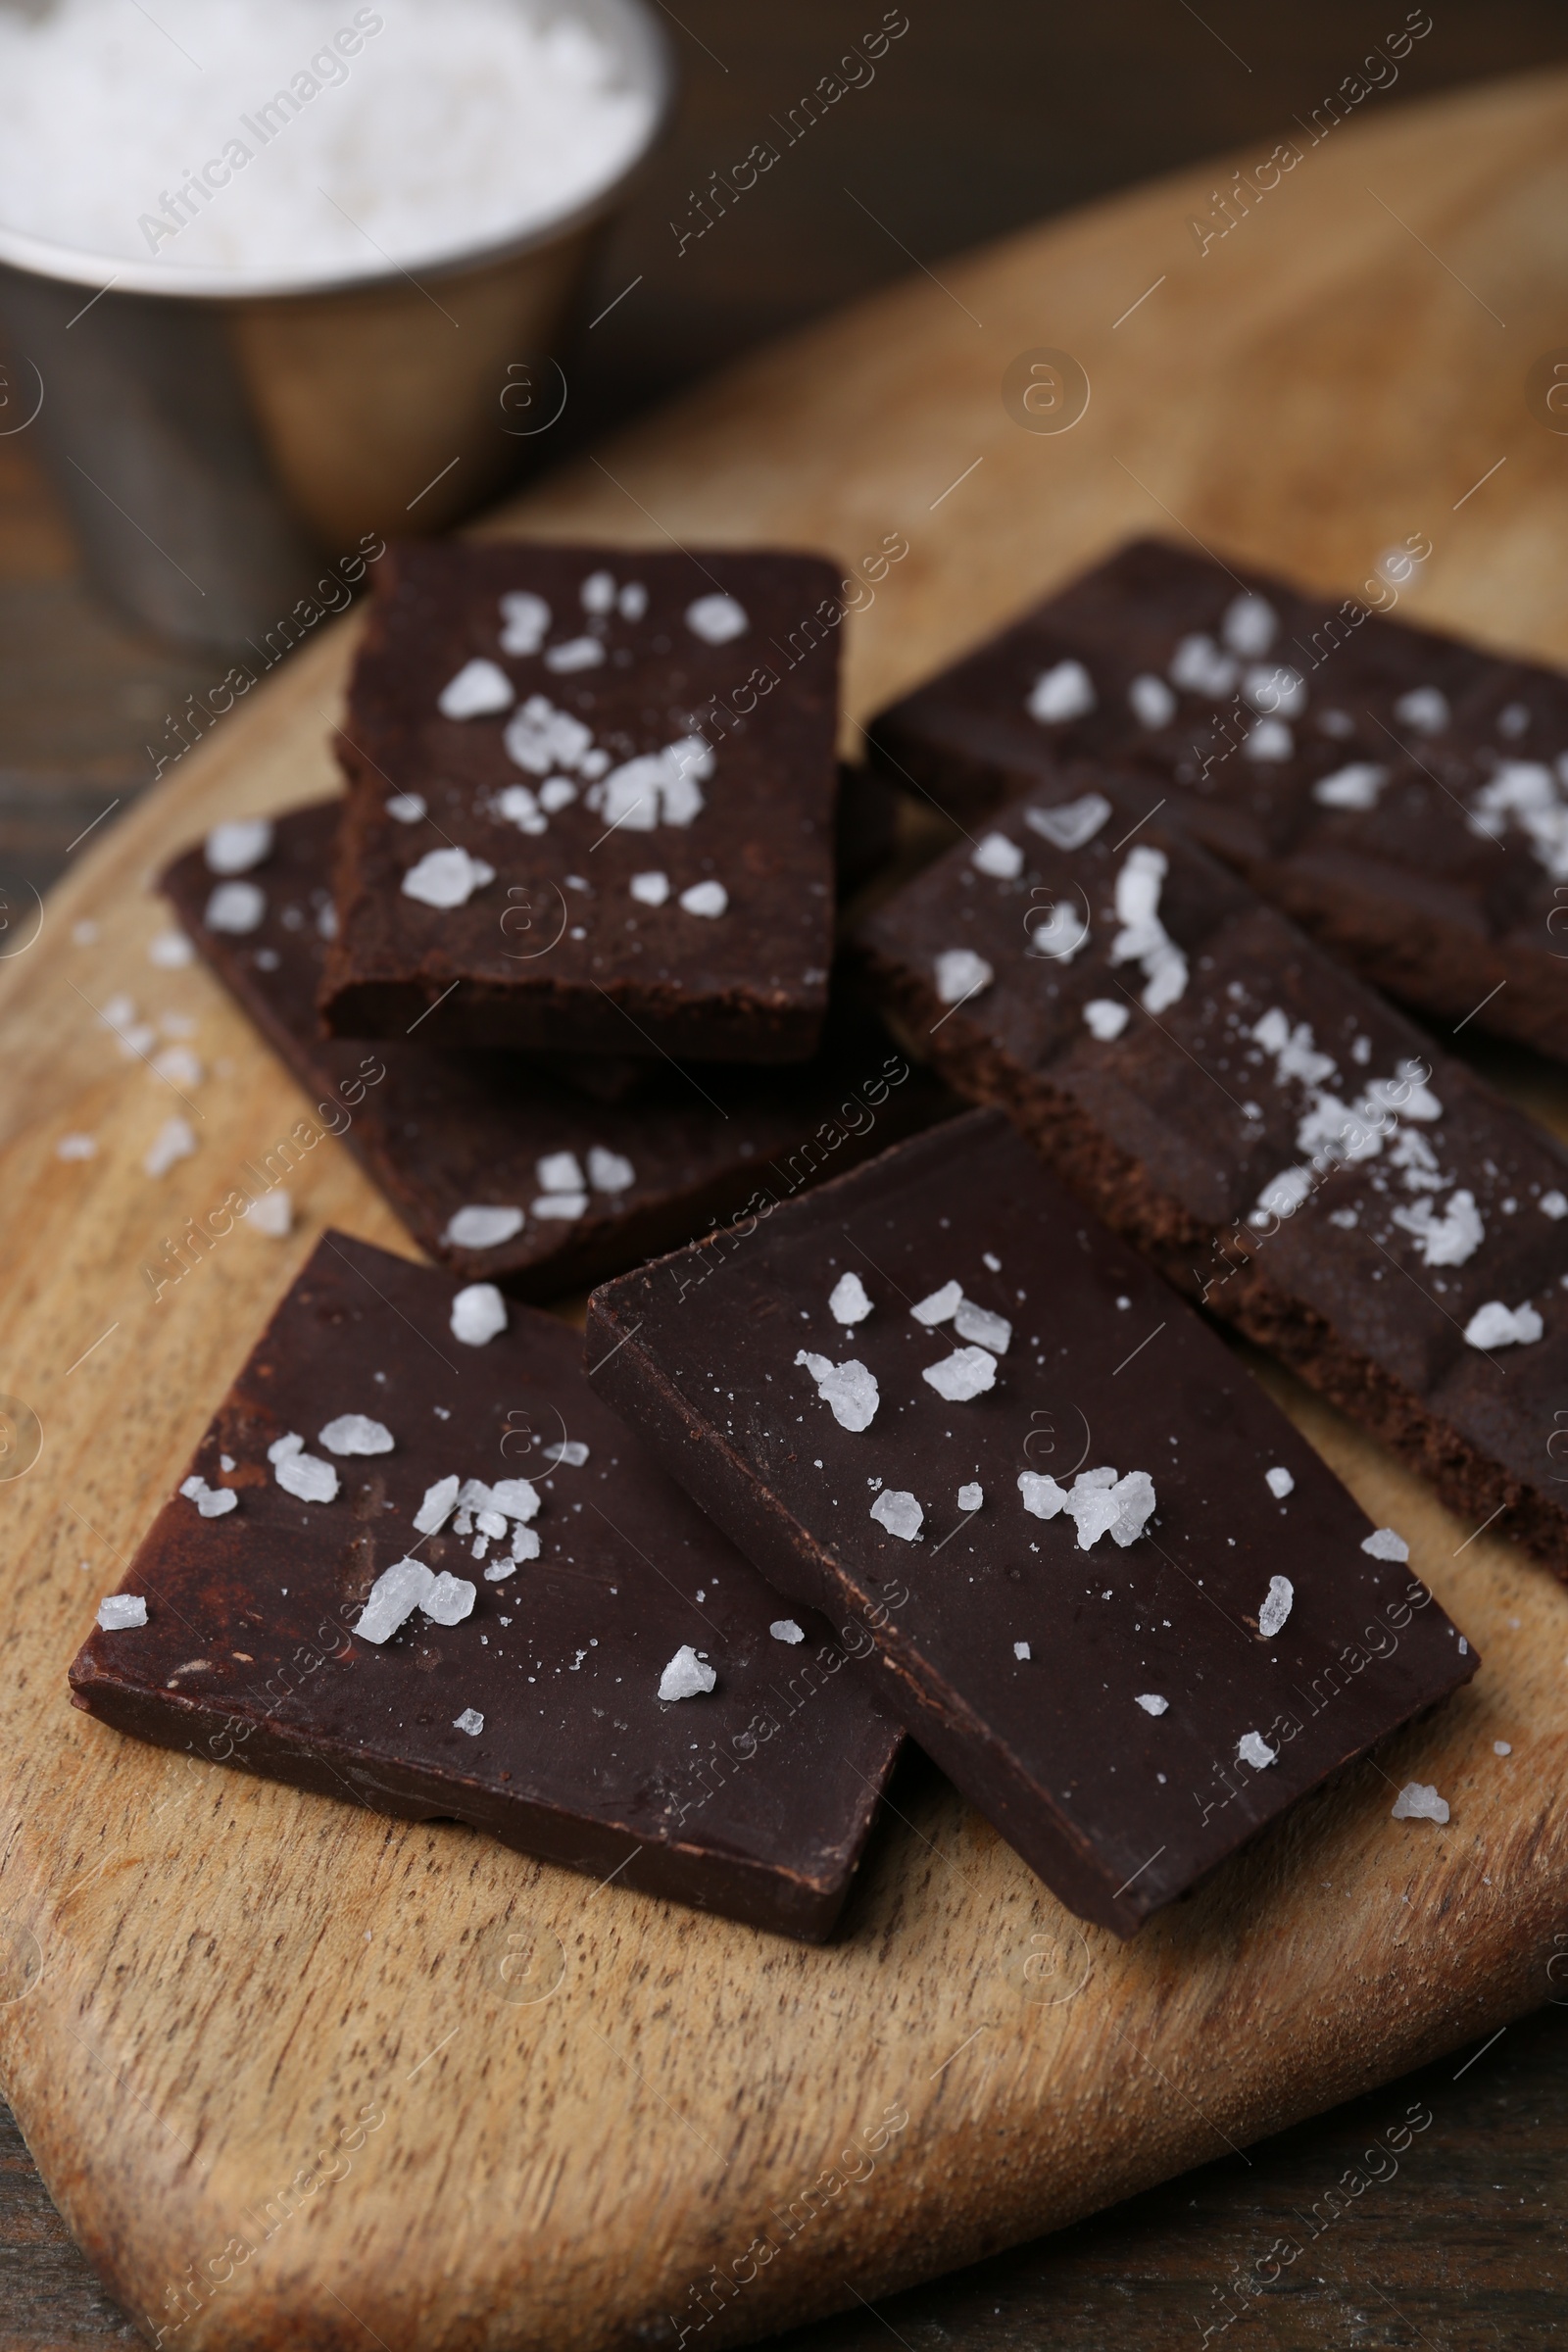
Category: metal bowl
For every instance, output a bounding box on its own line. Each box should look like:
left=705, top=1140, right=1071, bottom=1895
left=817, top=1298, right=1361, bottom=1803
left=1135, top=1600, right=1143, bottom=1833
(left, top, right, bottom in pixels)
left=0, top=0, right=674, bottom=646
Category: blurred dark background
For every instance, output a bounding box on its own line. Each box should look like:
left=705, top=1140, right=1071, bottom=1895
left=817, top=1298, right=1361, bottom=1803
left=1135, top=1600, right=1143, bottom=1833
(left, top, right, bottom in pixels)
left=6, top=8, right=1568, bottom=2346
left=6, top=0, right=1568, bottom=901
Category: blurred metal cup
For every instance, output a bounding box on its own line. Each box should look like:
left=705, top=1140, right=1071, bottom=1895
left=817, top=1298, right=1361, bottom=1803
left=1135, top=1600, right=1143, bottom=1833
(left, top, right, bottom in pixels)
left=0, top=0, right=673, bottom=648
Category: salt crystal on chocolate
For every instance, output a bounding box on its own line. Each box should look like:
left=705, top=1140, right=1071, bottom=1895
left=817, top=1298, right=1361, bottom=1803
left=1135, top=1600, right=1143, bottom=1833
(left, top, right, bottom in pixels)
left=659, top=1644, right=716, bottom=1699
left=1221, top=592, right=1277, bottom=657
left=679, top=880, right=727, bottom=918
left=1014, top=1641, right=1032, bottom=1660
left=685, top=594, right=749, bottom=645
left=1134, top=1692, right=1168, bottom=1716
left=1128, top=673, right=1175, bottom=728
left=179, top=1476, right=236, bottom=1519
left=588, top=1148, right=635, bottom=1194
left=953, top=1300, right=1010, bottom=1354
left=438, top=659, right=514, bottom=720
left=1024, top=792, right=1111, bottom=851
left=1083, top=999, right=1129, bottom=1041
left=318, top=1415, right=394, bottom=1457
left=354, top=1557, right=435, bottom=1644
left=205, top=818, right=273, bottom=875
left=1017, top=1470, right=1067, bottom=1519
left=499, top=590, right=551, bottom=655
left=546, top=636, right=605, bottom=673
left=205, top=881, right=266, bottom=935
left=422, top=1572, right=477, bottom=1627
left=1313, top=762, right=1389, bottom=809
left=1264, top=1466, right=1295, bottom=1499
left=1027, top=659, right=1095, bottom=723
left=972, top=832, right=1024, bottom=879
left=922, top=1345, right=997, bottom=1402
left=451, top=1284, right=507, bottom=1347
left=268, top=1432, right=338, bottom=1504
left=912, top=1280, right=962, bottom=1326
left=1464, top=1299, right=1544, bottom=1349
left=870, top=1489, right=923, bottom=1541
left=770, top=1619, right=805, bottom=1644
left=454, top=1708, right=485, bottom=1737
left=444, top=1204, right=525, bottom=1250
left=1237, top=1730, right=1278, bottom=1770
left=414, top=1475, right=460, bottom=1535
left=97, top=1594, right=147, bottom=1630
left=402, top=848, right=496, bottom=909
left=795, top=1349, right=879, bottom=1432
left=829, top=1271, right=872, bottom=1326
left=957, top=1483, right=983, bottom=1512
left=1258, top=1575, right=1295, bottom=1639
left=387, top=793, right=426, bottom=823
left=1361, top=1526, right=1409, bottom=1562
left=544, top=1441, right=589, bottom=1468
left=935, top=948, right=993, bottom=1004
left=629, top=870, right=669, bottom=906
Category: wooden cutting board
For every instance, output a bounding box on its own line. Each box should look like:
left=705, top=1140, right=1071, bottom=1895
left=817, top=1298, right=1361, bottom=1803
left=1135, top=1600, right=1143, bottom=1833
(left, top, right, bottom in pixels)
left=4, top=68, right=1568, bottom=2352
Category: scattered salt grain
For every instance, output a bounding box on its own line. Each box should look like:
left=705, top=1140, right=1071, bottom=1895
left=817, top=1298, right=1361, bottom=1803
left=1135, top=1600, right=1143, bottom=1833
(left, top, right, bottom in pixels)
left=205, top=818, right=272, bottom=875
left=179, top=1475, right=236, bottom=1518
left=795, top=1349, right=879, bottom=1432
left=1128, top=673, right=1176, bottom=728
left=1237, top=1730, right=1278, bottom=1771
left=386, top=793, right=426, bottom=823
left=454, top=1708, right=485, bottom=1737
left=56, top=1133, right=96, bottom=1161
left=1062, top=1467, right=1156, bottom=1550
left=679, top=879, right=728, bottom=918
left=354, top=1557, right=436, bottom=1644
left=953, top=1299, right=1010, bottom=1354
left=588, top=1147, right=635, bottom=1193
left=205, top=880, right=266, bottom=934
left=414, top=1475, right=460, bottom=1536
left=1017, top=1470, right=1068, bottom=1519
left=1464, top=1299, right=1544, bottom=1349
left=319, top=1414, right=394, bottom=1457
left=438, top=658, right=514, bottom=719
left=1264, top=1465, right=1295, bottom=1499
left=1258, top=1575, right=1294, bottom=1640
left=532, top=1190, right=587, bottom=1220
left=246, top=1189, right=292, bottom=1237
left=1024, top=792, right=1111, bottom=851
left=1222, top=593, right=1277, bottom=657
left=1083, top=999, right=1129, bottom=1042
left=1134, top=1692, right=1168, bottom=1716
left=423, top=1572, right=476, bottom=1627
left=144, top=1115, right=197, bottom=1177
left=685, top=594, right=749, bottom=644
left=499, top=592, right=551, bottom=656
left=957, top=1482, right=983, bottom=1512
left=659, top=1644, right=716, bottom=1700
left=268, top=1431, right=338, bottom=1504
left=1361, top=1526, right=1409, bottom=1562
left=1014, top=1641, right=1032, bottom=1661
left=972, top=831, right=1024, bottom=880
left=545, top=635, right=605, bottom=673
left=544, top=1440, right=589, bottom=1468
left=150, top=1043, right=203, bottom=1090
left=911, top=1280, right=962, bottom=1326
left=148, top=928, right=195, bottom=968
left=922, top=1345, right=997, bottom=1402
left=630, top=870, right=669, bottom=906
left=97, top=1594, right=147, bottom=1631
left=451, top=1283, right=507, bottom=1346
left=934, top=948, right=993, bottom=1004
left=1394, top=686, right=1449, bottom=735
left=1391, top=1781, right=1449, bottom=1824
left=444, top=1204, right=524, bottom=1250
left=402, top=847, right=495, bottom=909
left=770, top=1620, right=805, bottom=1644
left=1312, top=761, right=1389, bottom=810
left=870, top=1489, right=924, bottom=1542
left=1494, top=1740, right=1512, bottom=1757
left=829, top=1271, right=873, bottom=1326
left=1027, top=659, right=1095, bottom=723
left=1541, top=1190, right=1568, bottom=1220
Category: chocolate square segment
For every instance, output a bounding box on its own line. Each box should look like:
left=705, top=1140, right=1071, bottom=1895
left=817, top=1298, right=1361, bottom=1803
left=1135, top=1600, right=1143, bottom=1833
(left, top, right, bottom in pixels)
left=586, top=1113, right=1476, bottom=1936
left=854, top=775, right=1568, bottom=1575
left=870, top=537, right=1568, bottom=1058
left=320, top=543, right=842, bottom=1059
left=163, top=803, right=948, bottom=1300
left=68, top=1235, right=902, bottom=1942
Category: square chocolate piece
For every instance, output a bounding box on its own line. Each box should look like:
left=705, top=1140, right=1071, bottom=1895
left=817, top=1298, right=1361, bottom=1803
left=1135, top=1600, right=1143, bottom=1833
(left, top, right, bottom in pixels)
left=854, top=773, right=1568, bottom=1576
left=163, top=802, right=950, bottom=1300
left=587, top=1113, right=1477, bottom=1936
left=870, top=537, right=1568, bottom=1059
left=69, top=1234, right=903, bottom=1941
left=319, top=543, right=842, bottom=1059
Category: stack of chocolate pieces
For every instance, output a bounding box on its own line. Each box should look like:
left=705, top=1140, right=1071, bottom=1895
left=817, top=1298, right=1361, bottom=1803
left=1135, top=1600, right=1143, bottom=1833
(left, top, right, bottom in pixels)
left=78, top=531, right=1568, bottom=1945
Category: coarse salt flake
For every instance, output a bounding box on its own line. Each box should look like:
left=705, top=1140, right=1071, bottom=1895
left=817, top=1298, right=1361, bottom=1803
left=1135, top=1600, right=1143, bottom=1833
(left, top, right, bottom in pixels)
left=148, top=928, right=194, bottom=967
left=1014, top=1641, right=1032, bottom=1661
left=1265, top=1466, right=1295, bottom=1499
left=386, top=792, right=426, bottom=823
left=795, top=1349, right=879, bottom=1432
left=1025, top=793, right=1111, bottom=851
left=957, top=1482, right=983, bottom=1512
left=972, top=831, right=1024, bottom=880
left=922, top=1345, right=997, bottom=1402
left=1258, top=1575, right=1294, bottom=1640
left=1027, top=659, right=1095, bottom=724
left=934, top=948, right=993, bottom=1004
left=911, top=1281, right=962, bottom=1326
left=438, top=658, right=514, bottom=719
left=179, top=1475, right=236, bottom=1518
left=453, top=1708, right=485, bottom=1737
left=1464, top=1299, right=1544, bottom=1349
left=679, top=880, right=727, bottom=918
left=245, top=1190, right=292, bottom=1237
left=1083, top=999, right=1129, bottom=1041
left=1135, top=1692, right=1168, bottom=1716
left=685, top=594, right=749, bottom=644
left=588, top=1147, right=635, bottom=1194
left=659, top=1644, right=716, bottom=1700
left=770, top=1619, right=805, bottom=1644
left=1361, top=1526, right=1409, bottom=1562
left=829, top=1271, right=872, bottom=1326
left=205, top=817, right=272, bottom=874
left=402, top=847, right=495, bottom=909
left=629, top=870, right=669, bottom=906
left=953, top=1299, right=1010, bottom=1354
left=870, top=1489, right=924, bottom=1542
left=1391, top=1781, right=1449, bottom=1824
left=318, top=1414, right=394, bottom=1457
left=143, top=1115, right=197, bottom=1178
left=451, top=1283, right=507, bottom=1346
left=97, top=1593, right=147, bottom=1630
left=414, top=1475, right=460, bottom=1536
left=205, top=880, right=266, bottom=934
left=444, top=1204, right=525, bottom=1250
left=268, top=1431, right=338, bottom=1504
left=499, top=593, right=551, bottom=657
left=1238, top=1730, right=1278, bottom=1771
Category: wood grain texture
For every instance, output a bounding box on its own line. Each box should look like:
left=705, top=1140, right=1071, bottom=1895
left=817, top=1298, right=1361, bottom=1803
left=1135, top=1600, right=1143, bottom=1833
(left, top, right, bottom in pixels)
left=4, top=70, right=1568, bottom=2352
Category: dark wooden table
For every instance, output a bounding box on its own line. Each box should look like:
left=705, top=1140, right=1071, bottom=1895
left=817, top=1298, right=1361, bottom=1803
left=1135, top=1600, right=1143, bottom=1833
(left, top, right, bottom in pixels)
left=6, top=5, right=1568, bottom=2342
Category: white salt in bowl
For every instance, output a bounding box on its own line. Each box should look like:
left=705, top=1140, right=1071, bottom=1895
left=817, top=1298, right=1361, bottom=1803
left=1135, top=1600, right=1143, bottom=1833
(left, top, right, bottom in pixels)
left=0, top=0, right=673, bottom=644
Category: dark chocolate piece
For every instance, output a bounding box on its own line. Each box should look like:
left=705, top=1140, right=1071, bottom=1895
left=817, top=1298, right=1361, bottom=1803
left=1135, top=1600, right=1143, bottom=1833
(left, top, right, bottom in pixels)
left=162, top=803, right=951, bottom=1300
left=68, top=1233, right=903, bottom=1942
left=320, top=542, right=841, bottom=1060
left=854, top=774, right=1568, bottom=1575
left=870, top=537, right=1568, bottom=1058
left=587, top=1112, right=1477, bottom=1936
